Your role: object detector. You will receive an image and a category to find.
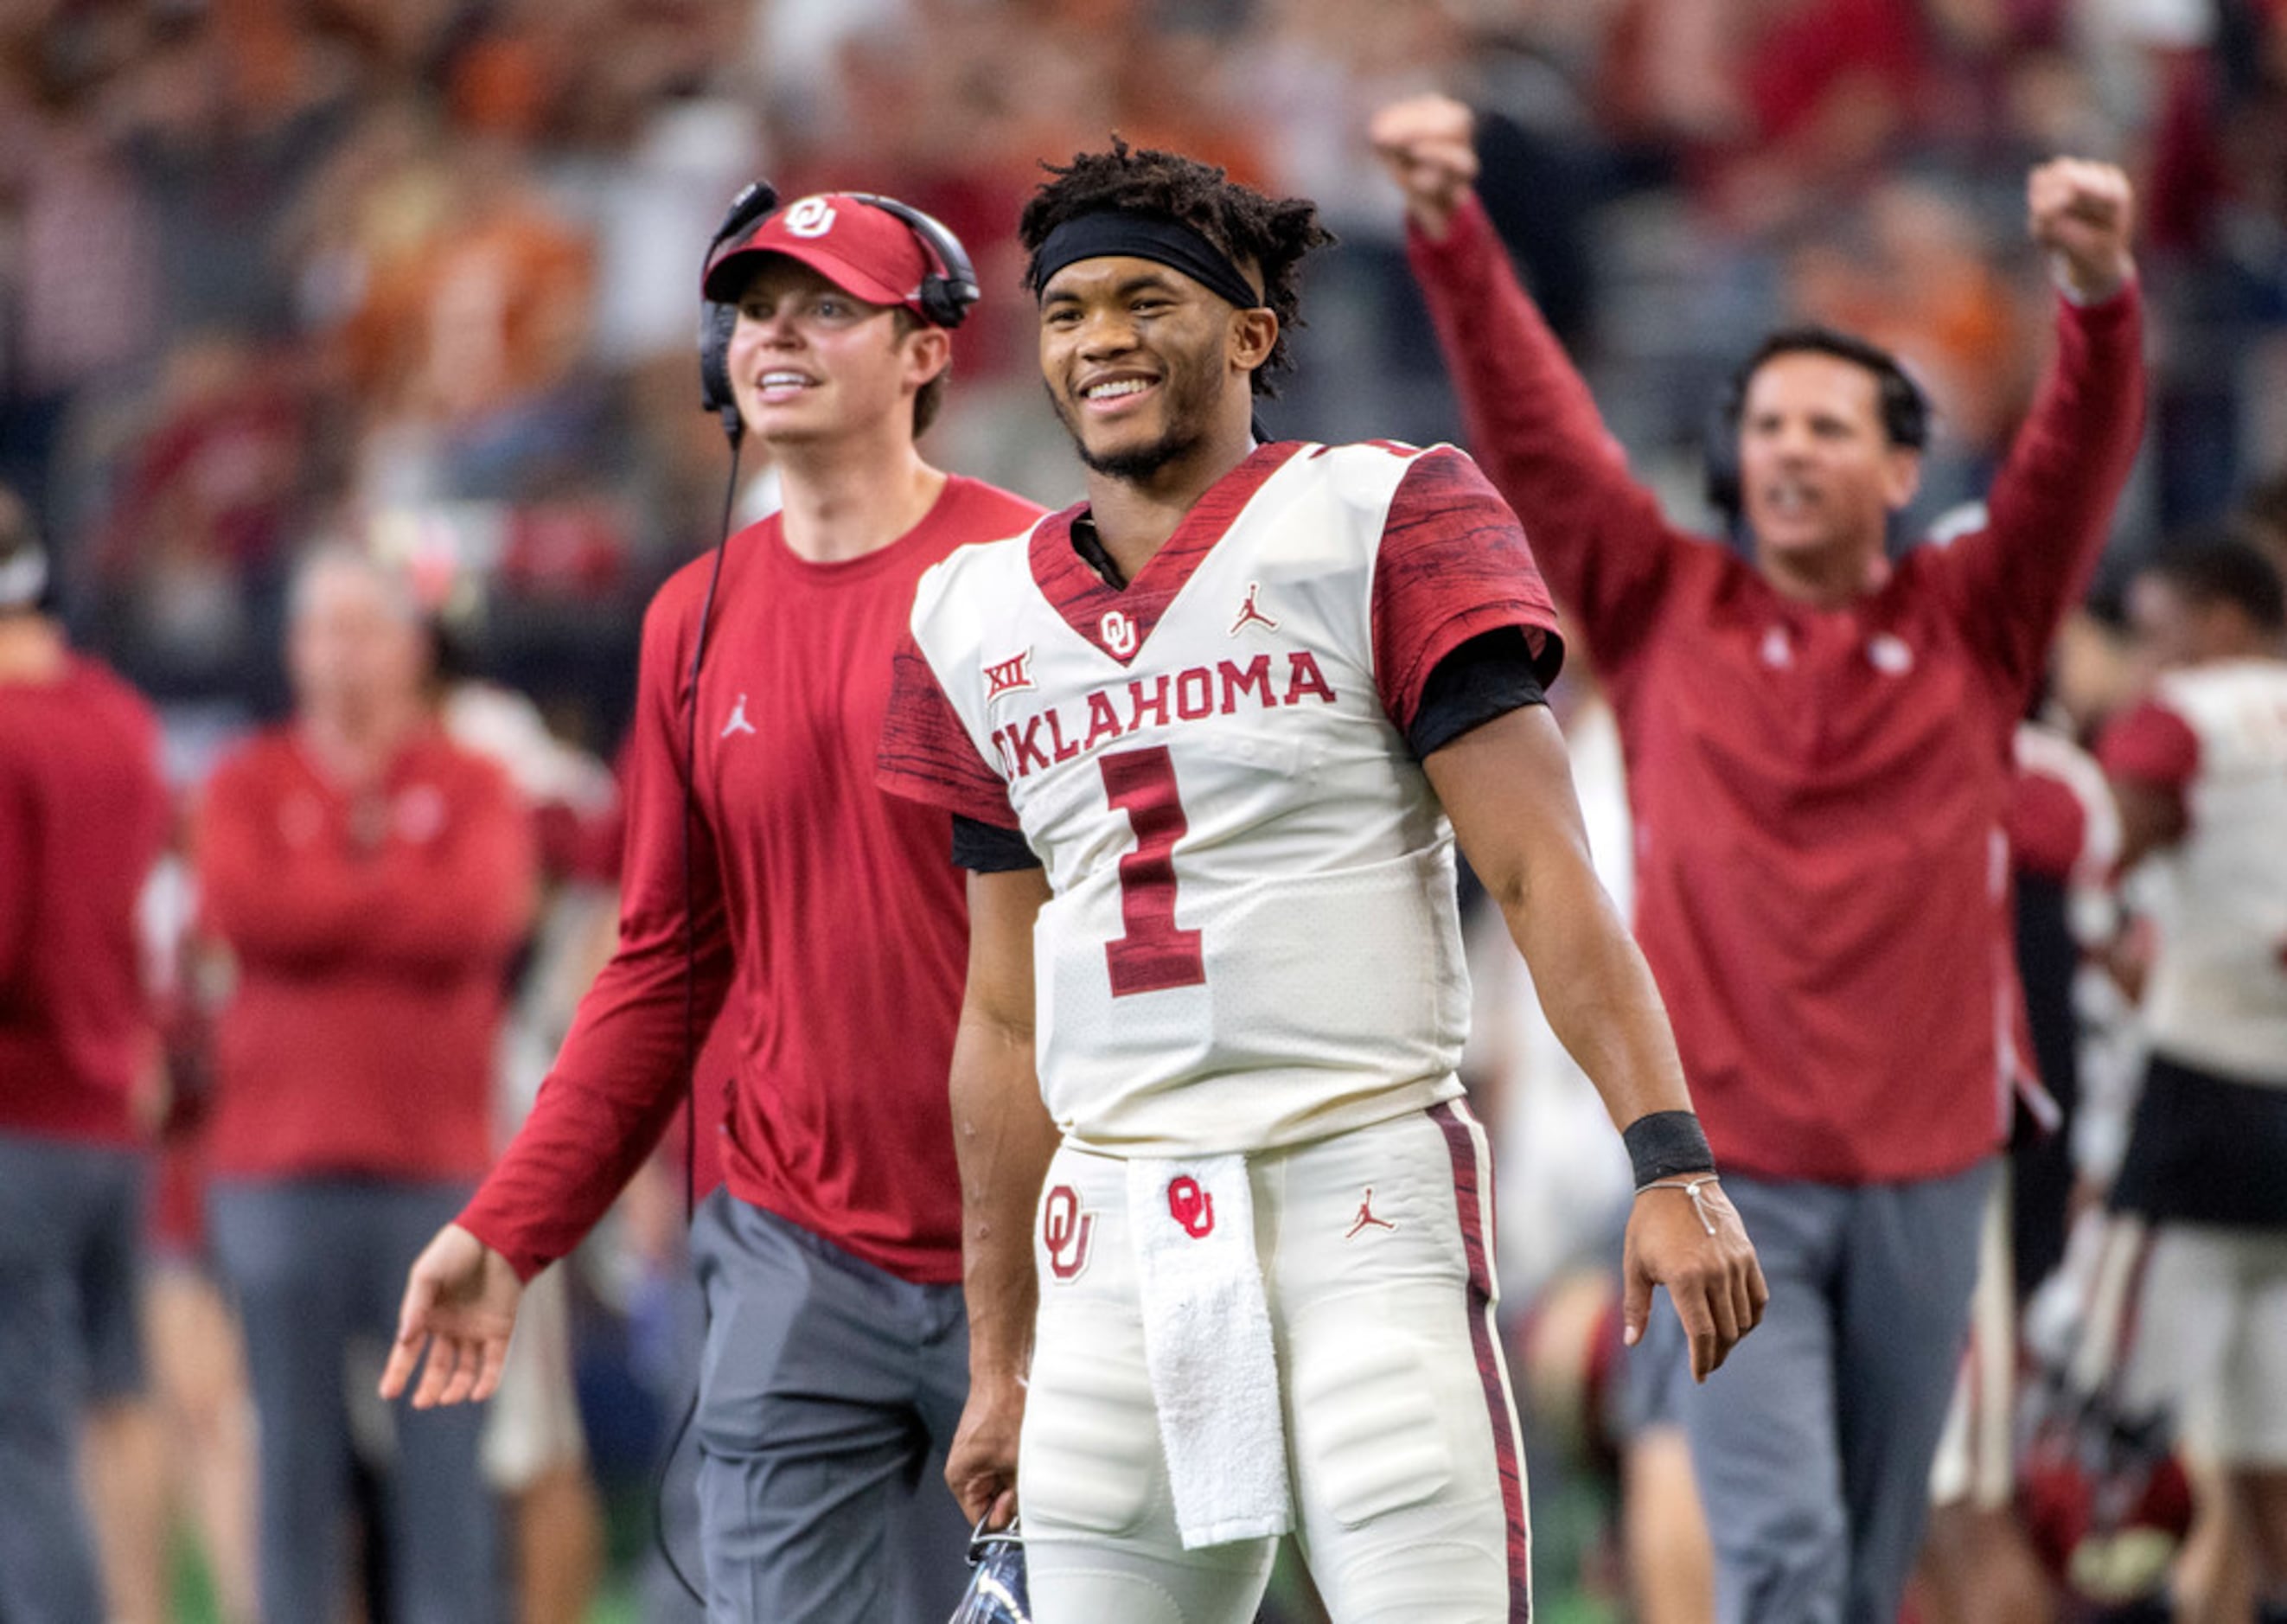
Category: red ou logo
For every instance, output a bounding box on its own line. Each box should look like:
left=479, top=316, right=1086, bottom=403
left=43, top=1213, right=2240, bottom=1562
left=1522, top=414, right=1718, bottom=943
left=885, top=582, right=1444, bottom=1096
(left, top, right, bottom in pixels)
left=1167, top=1175, right=1216, bottom=1238
left=1043, top=1185, right=1094, bottom=1281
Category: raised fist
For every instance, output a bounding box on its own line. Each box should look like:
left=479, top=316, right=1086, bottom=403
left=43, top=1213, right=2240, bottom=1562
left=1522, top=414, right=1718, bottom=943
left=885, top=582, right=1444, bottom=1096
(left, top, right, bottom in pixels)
left=1370, top=93, right=1480, bottom=241
left=2028, top=158, right=2136, bottom=303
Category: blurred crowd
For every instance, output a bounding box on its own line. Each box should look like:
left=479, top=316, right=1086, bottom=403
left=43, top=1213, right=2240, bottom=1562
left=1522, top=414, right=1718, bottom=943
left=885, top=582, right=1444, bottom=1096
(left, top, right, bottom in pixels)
left=6, top=0, right=2287, bottom=1621
left=3, top=0, right=2283, bottom=735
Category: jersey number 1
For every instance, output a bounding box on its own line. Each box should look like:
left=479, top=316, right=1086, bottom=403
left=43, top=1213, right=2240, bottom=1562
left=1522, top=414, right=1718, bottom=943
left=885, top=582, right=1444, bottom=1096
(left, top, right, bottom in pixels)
left=1100, top=745, right=1206, bottom=995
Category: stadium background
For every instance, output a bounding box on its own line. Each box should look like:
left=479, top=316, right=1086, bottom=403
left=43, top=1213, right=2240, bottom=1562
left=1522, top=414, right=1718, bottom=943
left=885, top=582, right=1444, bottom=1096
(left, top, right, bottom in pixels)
left=4, top=0, right=2283, bottom=1618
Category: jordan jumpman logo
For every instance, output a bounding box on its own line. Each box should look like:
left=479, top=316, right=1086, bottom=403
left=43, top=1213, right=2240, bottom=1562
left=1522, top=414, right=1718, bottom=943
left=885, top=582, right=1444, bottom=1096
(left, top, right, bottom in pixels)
left=1345, top=1187, right=1396, bottom=1238
left=1229, top=581, right=1279, bottom=636
left=721, top=694, right=756, bottom=738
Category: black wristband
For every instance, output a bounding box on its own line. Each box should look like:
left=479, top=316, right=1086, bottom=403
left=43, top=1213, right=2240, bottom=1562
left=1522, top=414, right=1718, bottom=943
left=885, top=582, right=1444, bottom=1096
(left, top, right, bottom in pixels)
left=1623, top=1110, right=1715, bottom=1187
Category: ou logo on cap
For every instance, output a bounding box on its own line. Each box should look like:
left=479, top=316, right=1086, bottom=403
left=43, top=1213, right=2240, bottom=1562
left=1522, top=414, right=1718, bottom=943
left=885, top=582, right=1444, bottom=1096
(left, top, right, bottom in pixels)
left=784, top=196, right=836, bottom=238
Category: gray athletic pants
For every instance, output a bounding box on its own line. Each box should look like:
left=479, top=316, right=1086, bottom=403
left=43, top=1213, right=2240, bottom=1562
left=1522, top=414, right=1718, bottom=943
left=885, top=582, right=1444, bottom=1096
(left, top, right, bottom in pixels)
left=1632, top=1159, right=1995, bottom=1624
left=0, top=1135, right=146, bottom=1624
left=208, top=1175, right=497, bottom=1624
left=690, top=1189, right=972, bottom=1623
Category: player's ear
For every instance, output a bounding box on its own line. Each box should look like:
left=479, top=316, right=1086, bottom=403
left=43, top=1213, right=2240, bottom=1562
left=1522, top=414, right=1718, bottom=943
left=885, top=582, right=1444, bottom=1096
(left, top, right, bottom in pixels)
left=1229, top=306, right=1277, bottom=376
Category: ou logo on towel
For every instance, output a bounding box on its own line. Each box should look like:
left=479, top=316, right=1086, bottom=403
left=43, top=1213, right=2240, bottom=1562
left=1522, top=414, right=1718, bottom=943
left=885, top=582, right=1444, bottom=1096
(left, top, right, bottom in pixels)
left=1167, top=1175, right=1215, bottom=1238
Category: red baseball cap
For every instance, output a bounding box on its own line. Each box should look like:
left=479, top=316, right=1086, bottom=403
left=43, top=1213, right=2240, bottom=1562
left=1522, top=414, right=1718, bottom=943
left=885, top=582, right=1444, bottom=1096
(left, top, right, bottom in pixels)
left=700, top=193, right=936, bottom=320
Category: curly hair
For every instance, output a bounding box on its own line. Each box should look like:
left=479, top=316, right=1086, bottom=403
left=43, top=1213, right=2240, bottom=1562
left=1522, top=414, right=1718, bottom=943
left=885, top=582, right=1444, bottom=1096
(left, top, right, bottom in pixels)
left=1019, top=140, right=1333, bottom=398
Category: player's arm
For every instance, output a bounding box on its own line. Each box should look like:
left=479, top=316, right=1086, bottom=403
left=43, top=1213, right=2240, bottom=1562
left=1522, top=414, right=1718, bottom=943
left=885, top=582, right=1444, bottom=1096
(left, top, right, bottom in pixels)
left=1424, top=707, right=1767, bottom=1380
left=942, top=862, right=1059, bottom=1530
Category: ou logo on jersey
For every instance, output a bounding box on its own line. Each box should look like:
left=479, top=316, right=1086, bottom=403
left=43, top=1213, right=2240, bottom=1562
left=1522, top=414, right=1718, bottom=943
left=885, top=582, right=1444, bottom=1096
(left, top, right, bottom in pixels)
left=784, top=196, right=836, bottom=238
left=1043, top=1185, right=1095, bottom=1281
left=1100, top=609, right=1137, bottom=657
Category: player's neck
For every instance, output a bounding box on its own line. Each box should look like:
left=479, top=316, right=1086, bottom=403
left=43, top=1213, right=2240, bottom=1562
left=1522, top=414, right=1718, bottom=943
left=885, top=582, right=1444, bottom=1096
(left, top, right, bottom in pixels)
left=775, top=432, right=947, bottom=566
left=1083, top=420, right=1256, bottom=585
left=0, top=613, right=66, bottom=683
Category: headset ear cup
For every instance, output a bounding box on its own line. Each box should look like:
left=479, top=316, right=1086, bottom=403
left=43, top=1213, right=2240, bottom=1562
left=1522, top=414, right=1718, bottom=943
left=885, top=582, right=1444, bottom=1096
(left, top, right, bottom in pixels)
left=700, top=300, right=738, bottom=418
left=845, top=192, right=979, bottom=328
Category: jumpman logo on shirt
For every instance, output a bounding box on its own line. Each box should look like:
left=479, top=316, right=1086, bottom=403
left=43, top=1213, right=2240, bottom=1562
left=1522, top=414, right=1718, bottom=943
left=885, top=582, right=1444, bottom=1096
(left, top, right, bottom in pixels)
left=721, top=694, right=757, bottom=738
left=1345, top=1187, right=1396, bottom=1238
left=1229, top=581, right=1280, bottom=636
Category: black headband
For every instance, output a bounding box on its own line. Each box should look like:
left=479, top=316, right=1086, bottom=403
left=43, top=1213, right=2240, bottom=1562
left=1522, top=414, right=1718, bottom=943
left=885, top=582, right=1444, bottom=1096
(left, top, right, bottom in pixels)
left=1030, top=212, right=1262, bottom=312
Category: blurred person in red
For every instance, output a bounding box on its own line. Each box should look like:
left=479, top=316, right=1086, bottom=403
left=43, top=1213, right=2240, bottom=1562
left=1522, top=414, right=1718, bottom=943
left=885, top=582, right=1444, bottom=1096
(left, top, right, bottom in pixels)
left=195, top=543, right=537, bottom=1624
left=0, top=483, right=172, bottom=1623
left=1377, top=93, right=2144, bottom=1624
left=380, top=189, right=1044, bottom=1621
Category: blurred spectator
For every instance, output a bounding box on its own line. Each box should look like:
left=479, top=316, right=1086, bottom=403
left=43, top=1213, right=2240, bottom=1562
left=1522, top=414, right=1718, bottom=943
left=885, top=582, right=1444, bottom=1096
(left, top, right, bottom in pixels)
left=0, top=29, right=161, bottom=540
left=195, top=544, right=536, bottom=1624
left=88, top=336, right=311, bottom=703
left=0, top=482, right=173, bottom=1623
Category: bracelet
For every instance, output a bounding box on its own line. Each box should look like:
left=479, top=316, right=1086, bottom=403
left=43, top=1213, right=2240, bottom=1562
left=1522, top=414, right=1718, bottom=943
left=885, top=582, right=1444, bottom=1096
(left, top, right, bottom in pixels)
left=1637, top=1175, right=1721, bottom=1236
left=1622, top=1109, right=1714, bottom=1186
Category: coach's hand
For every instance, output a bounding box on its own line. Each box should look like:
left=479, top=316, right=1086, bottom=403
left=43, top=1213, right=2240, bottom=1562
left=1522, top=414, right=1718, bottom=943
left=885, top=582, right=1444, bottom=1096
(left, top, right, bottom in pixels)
left=947, top=1368, right=1025, bottom=1531
left=1622, top=1178, right=1766, bottom=1382
left=2028, top=157, right=2136, bottom=304
left=1369, top=93, right=1479, bottom=241
left=380, top=1222, right=524, bottom=1408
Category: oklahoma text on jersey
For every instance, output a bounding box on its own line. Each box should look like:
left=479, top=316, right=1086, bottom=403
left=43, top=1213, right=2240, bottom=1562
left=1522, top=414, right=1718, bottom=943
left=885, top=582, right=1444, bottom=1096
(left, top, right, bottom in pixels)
left=985, top=651, right=1338, bottom=779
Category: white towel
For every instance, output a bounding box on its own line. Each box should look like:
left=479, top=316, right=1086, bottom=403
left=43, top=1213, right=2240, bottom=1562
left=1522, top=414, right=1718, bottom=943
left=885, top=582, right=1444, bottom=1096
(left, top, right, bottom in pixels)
left=1126, top=1154, right=1293, bottom=1549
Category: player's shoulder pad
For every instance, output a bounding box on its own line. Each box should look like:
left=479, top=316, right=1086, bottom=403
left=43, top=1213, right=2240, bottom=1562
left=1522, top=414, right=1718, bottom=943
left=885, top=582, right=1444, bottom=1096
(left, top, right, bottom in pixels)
left=910, top=517, right=1046, bottom=641
left=1310, top=438, right=1475, bottom=514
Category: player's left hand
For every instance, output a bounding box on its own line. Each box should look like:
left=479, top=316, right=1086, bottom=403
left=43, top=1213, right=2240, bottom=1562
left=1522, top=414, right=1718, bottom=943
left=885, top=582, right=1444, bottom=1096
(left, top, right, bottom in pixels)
left=1621, top=1176, right=1767, bottom=1382
left=2028, top=157, right=2136, bottom=303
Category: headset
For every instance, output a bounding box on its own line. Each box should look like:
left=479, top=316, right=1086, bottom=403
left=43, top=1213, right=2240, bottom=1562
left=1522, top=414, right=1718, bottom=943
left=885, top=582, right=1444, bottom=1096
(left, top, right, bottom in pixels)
left=1702, top=325, right=1930, bottom=521
left=697, top=185, right=980, bottom=446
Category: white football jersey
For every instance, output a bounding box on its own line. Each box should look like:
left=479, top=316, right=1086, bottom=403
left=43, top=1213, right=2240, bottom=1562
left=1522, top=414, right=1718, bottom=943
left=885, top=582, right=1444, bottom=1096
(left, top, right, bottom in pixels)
left=2138, top=659, right=2287, bottom=1085
left=888, top=441, right=1559, bottom=1156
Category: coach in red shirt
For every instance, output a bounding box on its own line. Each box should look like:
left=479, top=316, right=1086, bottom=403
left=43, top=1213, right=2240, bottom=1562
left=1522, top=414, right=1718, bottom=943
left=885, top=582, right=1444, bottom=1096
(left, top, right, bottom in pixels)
left=0, top=489, right=171, bottom=1624
left=196, top=546, right=535, bottom=1624
left=1377, top=96, right=2145, bottom=1624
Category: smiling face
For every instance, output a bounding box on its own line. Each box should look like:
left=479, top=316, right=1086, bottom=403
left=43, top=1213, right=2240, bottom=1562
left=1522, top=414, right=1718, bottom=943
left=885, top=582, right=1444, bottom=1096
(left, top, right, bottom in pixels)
left=725, top=257, right=946, bottom=446
left=1037, top=254, right=1264, bottom=485
left=1737, top=351, right=1921, bottom=588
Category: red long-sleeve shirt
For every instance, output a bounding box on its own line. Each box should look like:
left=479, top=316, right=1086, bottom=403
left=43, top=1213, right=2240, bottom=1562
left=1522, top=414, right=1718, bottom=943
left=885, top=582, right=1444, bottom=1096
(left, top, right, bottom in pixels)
left=0, top=653, right=169, bottom=1146
left=1409, top=196, right=2145, bottom=1184
left=195, top=726, right=535, bottom=1180
left=459, top=476, right=1045, bottom=1283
